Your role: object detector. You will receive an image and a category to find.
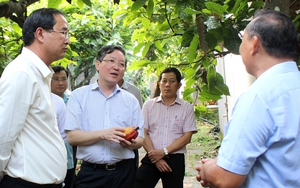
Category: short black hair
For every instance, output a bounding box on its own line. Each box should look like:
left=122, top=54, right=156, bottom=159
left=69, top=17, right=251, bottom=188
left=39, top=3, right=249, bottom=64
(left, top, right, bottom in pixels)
left=158, top=67, right=182, bottom=83
left=22, top=8, right=64, bottom=46
left=97, top=45, right=127, bottom=67
left=51, top=65, right=69, bottom=78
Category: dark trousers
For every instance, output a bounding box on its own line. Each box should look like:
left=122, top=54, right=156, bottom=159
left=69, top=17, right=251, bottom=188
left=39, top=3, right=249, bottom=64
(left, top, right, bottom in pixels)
left=75, top=159, right=135, bottom=188
left=72, top=146, right=77, bottom=188
left=134, top=154, right=185, bottom=188
left=134, top=149, right=139, bottom=169
left=64, top=167, right=75, bottom=188
left=0, top=175, right=62, bottom=188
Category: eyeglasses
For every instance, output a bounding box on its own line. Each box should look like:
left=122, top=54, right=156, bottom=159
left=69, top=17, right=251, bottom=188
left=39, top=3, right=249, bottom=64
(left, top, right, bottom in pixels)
left=47, top=29, right=70, bottom=39
left=52, top=78, right=68, bottom=83
left=102, top=59, right=126, bottom=69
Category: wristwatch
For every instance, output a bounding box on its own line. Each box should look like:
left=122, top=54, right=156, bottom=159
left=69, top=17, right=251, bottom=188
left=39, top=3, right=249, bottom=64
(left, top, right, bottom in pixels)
left=163, top=147, right=168, bottom=156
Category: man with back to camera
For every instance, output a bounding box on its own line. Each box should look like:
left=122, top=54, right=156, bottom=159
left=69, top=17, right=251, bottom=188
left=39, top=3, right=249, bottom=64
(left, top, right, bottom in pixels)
left=196, top=9, right=300, bottom=188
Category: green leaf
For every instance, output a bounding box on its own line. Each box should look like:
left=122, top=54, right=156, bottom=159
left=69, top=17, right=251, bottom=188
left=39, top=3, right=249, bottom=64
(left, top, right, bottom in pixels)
left=228, top=0, right=244, bottom=15
left=183, top=87, right=197, bottom=99
left=84, top=38, right=90, bottom=44
left=183, top=8, right=202, bottom=15
left=146, top=0, right=154, bottom=18
left=249, top=1, right=264, bottom=9
left=205, top=2, right=228, bottom=17
left=82, top=0, right=92, bottom=7
left=205, top=32, right=218, bottom=50
left=48, top=0, right=62, bottom=8
left=205, top=16, right=221, bottom=31
left=181, top=27, right=194, bottom=47
left=131, top=0, right=147, bottom=11
left=185, top=68, right=196, bottom=78
left=223, top=27, right=241, bottom=55
left=133, top=43, right=144, bottom=55
left=188, top=34, right=199, bottom=63
left=141, top=43, right=151, bottom=58
left=200, top=86, right=222, bottom=101
left=154, top=41, right=163, bottom=53
left=128, top=60, right=153, bottom=71
left=206, top=67, right=230, bottom=96
left=202, top=57, right=211, bottom=68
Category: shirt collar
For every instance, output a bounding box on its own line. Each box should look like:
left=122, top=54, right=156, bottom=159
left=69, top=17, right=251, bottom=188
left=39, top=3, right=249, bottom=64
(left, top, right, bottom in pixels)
left=91, top=80, right=121, bottom=95
left=156, top=95, right=182, bottom=105
left=22, top=47, right=53, bottom=78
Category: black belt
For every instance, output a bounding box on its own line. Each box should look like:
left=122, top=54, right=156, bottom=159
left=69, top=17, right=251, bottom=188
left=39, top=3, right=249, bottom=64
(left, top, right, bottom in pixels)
left=3, top=175, right=62, bottom=188
left=82, top=159, right=132, bottom=170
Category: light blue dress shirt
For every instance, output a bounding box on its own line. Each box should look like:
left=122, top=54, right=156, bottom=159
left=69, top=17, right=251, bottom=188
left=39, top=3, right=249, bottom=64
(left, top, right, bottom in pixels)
left=217, top=61, right=300, bottom=187
left=65, top=81, right=144, bottom=164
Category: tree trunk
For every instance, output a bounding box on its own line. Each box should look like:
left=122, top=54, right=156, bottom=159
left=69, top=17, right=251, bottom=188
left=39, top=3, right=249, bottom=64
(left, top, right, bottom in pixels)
left=264, top=0, right=290, bottom=16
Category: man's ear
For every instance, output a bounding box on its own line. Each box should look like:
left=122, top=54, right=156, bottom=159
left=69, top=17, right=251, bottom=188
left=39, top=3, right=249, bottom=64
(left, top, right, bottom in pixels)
left=251, top=36, right=260, bottom=55
left=178, top=82, right=182, bottom=89
left=35, top=27, right=45, bottom=42
left=94, top=60, right=100, bottom=71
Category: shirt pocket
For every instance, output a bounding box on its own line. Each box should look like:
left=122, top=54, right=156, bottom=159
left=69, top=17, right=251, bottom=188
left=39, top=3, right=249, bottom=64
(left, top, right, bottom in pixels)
left=171, top=118, right=184, bottom=135
left=113, top=115, right=132, bottom=127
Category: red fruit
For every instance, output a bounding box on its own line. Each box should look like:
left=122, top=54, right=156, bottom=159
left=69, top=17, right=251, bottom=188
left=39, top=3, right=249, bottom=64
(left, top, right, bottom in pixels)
left=124, top=126, right=139, bottom=141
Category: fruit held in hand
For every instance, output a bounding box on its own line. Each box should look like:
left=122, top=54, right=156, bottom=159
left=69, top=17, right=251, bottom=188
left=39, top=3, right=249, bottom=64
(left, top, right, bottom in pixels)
left=124, top=126, right=139, bottom=141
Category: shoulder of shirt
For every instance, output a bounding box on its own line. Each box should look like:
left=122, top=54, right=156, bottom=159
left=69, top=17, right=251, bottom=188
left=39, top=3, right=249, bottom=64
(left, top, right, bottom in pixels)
left=51, top=93, right=65, bottom=107
left=69, top=84, right=93, bottom=98
left=120, top=88, right=136, bottom=98
left=175, top=97, right=192, bottom=106
left=22, top=47, right=52, bottom=78
left=144, top=96, right=160, bottom=104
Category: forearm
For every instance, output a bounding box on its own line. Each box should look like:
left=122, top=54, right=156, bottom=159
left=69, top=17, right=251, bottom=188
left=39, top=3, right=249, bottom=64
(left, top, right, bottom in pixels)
left=67, top=130, right=103, bottom=146
left=201, top=158, right=246, bottom=188
left=126, top=137, right=144, bottom=150
left=166, top=132, right=193, bottom=153
left=143, top=133, right=155, bottom=152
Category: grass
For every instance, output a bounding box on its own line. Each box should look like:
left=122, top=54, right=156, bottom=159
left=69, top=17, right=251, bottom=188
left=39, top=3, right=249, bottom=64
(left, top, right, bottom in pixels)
left=189, top=121, right=221, bottom=157
left=184, top=109, right=221, bottom=177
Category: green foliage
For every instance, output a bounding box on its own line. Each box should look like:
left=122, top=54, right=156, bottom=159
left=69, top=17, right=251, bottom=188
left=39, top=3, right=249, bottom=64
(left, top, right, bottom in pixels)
left=3, top=0, right=295, bottom=110
left=112, top=0, right=264, bottom=113
left=0, top=19, right=23, bottom=76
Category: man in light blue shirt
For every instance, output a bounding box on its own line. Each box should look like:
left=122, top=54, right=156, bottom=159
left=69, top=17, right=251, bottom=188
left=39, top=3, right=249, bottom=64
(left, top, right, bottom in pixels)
left=65, top=45, right=144, bottom=188
left=196, top=10, right=300, bottom=187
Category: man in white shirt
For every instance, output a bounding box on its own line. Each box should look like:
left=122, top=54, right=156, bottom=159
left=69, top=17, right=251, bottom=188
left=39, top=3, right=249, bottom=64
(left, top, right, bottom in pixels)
left=0, top=8, right=70, bottom=187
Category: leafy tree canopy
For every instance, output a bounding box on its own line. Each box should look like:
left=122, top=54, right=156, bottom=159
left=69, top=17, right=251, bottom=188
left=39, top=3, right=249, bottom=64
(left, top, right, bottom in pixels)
left=0, top=0, right=298, bottom=117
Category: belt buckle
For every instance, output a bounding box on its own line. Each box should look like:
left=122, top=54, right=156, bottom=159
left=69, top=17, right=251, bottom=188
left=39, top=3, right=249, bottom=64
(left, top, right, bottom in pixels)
left=105, top=163, right=116, bottom=170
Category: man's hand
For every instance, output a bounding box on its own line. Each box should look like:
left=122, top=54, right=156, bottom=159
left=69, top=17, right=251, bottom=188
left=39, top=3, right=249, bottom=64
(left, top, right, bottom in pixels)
left=148, top=149, right=164, bottom=163
left=196, top=163, right=210, bottom=187
left=155, top=159, right=172, bottom=172
left=102, top=127, right=125, bottom=143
